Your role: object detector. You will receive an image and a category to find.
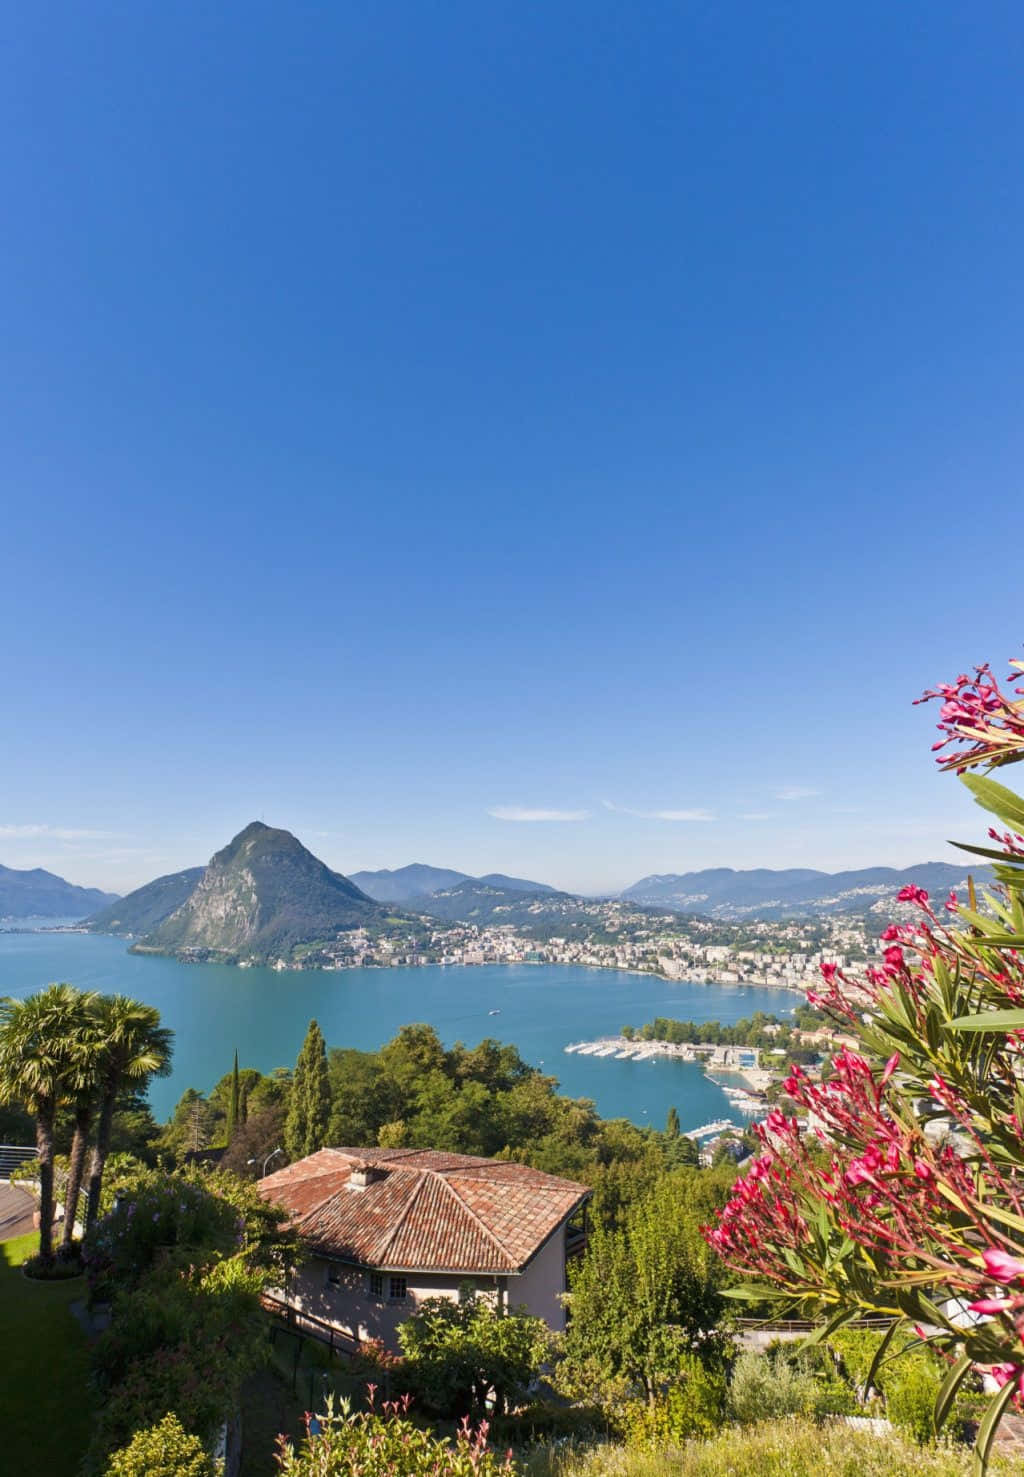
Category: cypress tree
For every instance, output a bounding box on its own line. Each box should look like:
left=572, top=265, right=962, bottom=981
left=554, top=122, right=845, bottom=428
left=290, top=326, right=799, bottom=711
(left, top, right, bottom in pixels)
left=226, top=1048, right=240, bottom=1143
left=665, top=1104, right=680, bottom=1138
left=285, top=1020, right=331, bottom=1160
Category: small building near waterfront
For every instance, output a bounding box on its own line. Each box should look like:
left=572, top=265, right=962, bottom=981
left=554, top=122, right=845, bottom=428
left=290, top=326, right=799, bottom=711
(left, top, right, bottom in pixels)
left=258, top=1147, right=590, bottom=1353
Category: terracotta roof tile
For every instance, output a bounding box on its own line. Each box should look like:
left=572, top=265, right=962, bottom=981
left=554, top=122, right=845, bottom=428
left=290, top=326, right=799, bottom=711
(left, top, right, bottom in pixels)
left=259, top=1147, right=589, bottom=1274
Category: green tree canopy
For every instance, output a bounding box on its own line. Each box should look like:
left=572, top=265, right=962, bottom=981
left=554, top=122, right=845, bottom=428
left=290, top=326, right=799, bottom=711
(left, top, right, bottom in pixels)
left=560, top=1169, right=730, bottom=1405
left=284, top=1019, right=331, bottom=1161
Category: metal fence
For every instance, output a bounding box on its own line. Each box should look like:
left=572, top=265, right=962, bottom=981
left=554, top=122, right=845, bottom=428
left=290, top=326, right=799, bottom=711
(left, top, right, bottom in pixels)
left=0, top=1144, right=38, bottom=1180
left=733, top=1316, right=892, bottom=1333
left=261, top=1292, right=361, bottom=1357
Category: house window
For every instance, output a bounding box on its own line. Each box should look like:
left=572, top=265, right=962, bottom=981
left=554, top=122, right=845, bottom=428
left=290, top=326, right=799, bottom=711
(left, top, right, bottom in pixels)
left=326, top=1264, right=340, bottom=1286
left=368, top=1272, right=384, bottom=1300
left=388, top=1275, right=407, bottom=1302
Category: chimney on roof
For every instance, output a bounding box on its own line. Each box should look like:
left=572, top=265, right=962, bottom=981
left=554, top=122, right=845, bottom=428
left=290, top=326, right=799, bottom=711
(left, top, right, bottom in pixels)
left=348, top=1161, right=384, bottom=1191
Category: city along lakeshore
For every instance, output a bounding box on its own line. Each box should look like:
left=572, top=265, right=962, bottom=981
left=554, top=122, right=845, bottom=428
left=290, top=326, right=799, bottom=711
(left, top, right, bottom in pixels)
left=142, top=896, right=880, bottom=984
left=115, top=896, right=882, bottom=1139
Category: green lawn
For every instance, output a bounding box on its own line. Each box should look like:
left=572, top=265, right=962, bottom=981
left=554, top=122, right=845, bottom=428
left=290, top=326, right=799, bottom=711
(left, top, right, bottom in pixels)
left=0, top=1232, right=94, bottom=1476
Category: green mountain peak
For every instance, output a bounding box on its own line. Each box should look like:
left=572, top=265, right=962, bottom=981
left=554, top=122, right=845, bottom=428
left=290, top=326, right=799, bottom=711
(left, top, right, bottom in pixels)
left=138, top=822, right=379, bottom=963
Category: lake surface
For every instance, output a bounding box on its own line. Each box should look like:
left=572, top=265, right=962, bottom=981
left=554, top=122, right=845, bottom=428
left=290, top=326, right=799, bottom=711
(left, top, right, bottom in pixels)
left=0, top=932, right=800, bottom=1132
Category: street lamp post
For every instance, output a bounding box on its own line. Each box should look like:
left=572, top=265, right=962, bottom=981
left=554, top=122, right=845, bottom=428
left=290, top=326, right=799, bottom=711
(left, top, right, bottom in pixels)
left=248, top=1146, right=284, bottom=1178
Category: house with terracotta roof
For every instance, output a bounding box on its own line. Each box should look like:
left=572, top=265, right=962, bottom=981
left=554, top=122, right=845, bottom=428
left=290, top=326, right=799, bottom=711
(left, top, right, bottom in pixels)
left=258, top=1147, right=590, bottom=1352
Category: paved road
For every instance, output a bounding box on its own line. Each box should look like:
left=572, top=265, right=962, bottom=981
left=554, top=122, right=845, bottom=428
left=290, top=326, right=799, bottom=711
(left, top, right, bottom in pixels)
left=0, top=1183, right=36, bottom=1241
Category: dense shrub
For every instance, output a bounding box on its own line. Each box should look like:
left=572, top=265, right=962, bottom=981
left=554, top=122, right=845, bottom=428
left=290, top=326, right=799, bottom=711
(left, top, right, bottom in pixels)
left=399, top=1292, right=550, bottom=1416
left=619, top=1356, right=726, bottom=1446
left=727, top=1350, right=821, bottom=1424
left=83, top=1163, right=294, bottom=1300
left=530, top=1418, right=1019, bottom=1477
left=103, top=1412, right=215, bottom=1477
left=83, top=1167, right=241, bottom=1298
left=274, top=1393, right=517, bottom=1477
left=830, top=1329, right=981, bottom=1444
left=86, top=1259, right=268, bottom=1470
left=81, top=1167, right=292, bottom=1471
left=89, top=1152, right=151, bottom=1217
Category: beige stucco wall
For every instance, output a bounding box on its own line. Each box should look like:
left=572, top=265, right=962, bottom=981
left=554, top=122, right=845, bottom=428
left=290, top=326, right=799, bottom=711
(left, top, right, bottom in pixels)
left=281, top=1222, right=570, bottom=1351
left=509, top=1227, right=568, bottom=1331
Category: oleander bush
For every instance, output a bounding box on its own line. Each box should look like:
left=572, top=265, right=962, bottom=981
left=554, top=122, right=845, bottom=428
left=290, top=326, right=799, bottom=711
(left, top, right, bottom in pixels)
left=704, top=648, right=1024, bottom=1467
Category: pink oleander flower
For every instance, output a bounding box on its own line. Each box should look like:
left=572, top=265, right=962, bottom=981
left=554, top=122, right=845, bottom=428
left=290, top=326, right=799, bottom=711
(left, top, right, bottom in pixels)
left=969, top=1298, right=1011, bottom=1315
left=880, top=1052, right=900, bottom=1084
left=897, top=884, right=930, bottom=906
left=982, top=1248, right=1024, bottom=1284
left=917, top=657, right=1024, bottom=772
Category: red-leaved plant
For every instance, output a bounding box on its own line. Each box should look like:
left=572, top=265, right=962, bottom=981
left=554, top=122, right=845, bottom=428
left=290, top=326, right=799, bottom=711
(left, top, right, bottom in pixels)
left=274, top=1388, right=516, bottom=1477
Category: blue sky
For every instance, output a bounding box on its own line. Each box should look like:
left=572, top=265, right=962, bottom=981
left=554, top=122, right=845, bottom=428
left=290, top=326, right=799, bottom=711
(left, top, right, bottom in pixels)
left=2, top=3, right=1022, bottom=896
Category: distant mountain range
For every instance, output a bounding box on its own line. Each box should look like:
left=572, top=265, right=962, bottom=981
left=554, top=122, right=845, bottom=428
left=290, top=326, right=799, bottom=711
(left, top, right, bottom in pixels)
left=350, top=864, right=555, bottom=903
left=85, top=842, right=558, bottom=955
left=0, top=863, right=118, bottom=920
left=78, top=834, right=992, bottom=961
left=619, top=863, right=983, bottom=920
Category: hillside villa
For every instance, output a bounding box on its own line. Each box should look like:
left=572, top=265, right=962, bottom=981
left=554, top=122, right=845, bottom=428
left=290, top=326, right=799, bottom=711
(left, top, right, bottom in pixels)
left=258, top=1147, right=590, bottom=1352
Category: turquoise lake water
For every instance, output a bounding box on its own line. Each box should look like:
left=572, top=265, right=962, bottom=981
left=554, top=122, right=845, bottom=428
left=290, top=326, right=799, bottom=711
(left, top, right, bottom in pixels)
left=0, top=932, right=800, bottom=1132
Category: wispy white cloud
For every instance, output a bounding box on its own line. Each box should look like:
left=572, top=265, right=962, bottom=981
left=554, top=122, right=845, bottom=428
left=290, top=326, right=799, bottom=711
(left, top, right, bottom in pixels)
left=775, top=787, right=821, bottom=802
left=602, top=800, right=715, bottom=822
left=739, top=812, right=775, bottom=821
left=0, top=823, right=117, bottom=841
left=488, top=806, right=590, bottom=822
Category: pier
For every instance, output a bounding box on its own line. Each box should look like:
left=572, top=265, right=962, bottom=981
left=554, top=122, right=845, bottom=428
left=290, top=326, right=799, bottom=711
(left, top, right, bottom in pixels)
left=683, top=1118, right=735, bottom=1140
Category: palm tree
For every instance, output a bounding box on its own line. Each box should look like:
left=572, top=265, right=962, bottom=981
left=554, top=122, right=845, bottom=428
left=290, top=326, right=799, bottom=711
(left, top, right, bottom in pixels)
left=59, top=992, right=106, bottom=1249
left=84, top=997, right=172, bottom=1232
left=0, top=984, right=94, bottom=1262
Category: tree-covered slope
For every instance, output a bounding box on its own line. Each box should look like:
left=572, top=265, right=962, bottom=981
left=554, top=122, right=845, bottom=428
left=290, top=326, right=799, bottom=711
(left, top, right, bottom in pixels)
left=85, top=867, right=205, bottom=935
left=405, top=878, right=575, bottom=925
left=349, top=863, right=471, bottom=902
left=350, top=863, right=554, bottom=902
